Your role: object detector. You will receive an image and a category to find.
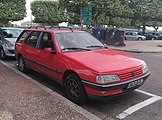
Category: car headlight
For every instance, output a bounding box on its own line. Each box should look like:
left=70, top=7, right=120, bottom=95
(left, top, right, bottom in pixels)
left=5, top=41, right=13, bottom=47
left=96, top=74, right=120, bottom=84
left=142, top=62, right=149, bottom=74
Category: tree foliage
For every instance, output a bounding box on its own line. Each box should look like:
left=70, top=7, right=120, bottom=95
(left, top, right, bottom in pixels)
left=31, top=0, right=67, bottom=26
left=59, top=0, right=162, bottom=31
left=0, top=0, right=26, bottom=24
left=123, top=0, right=162, bottom=32
left=59, top=0, right=131, bottom=27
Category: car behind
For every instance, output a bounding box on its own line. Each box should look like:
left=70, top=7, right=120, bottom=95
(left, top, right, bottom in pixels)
left=0, top=27, right=23, bottom=60
left=124, top=31, right=146, bottom=40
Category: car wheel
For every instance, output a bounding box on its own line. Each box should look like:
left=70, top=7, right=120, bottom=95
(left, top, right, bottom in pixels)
left=18, top=55, right=27, bottom=72
left=64, top=74, right=87, bottom=104
left=0, top=48, right=6, bottom=60
left=124, top=37, right=127, bottom=40
left=138, top=37, right=142, bottom=41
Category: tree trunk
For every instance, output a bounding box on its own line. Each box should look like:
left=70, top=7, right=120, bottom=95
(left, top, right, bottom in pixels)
left=142, top=22, right=146, bottom=34
left=153, top=26, right=159, bottom=31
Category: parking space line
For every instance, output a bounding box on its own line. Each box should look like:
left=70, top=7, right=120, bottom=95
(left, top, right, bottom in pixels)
left=135, top=89, right=159, bottom=97
left=116, top=89, right=162, bottom=119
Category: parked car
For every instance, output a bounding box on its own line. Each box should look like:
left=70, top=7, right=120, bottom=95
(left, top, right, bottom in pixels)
left=124, top=31, right=146, bottom=40
left=150, top=32, right=162, bottom=40
left=0, top=27, right=23, bottom=60
left=15, top=27, right=151, bottom=104
left=138, top=32, right=158, bottom=40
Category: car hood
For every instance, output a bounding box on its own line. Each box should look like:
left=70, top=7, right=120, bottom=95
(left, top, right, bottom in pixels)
left=63, top=49, right=144, bottom=73
left=5, top=38, right=17, bottom=44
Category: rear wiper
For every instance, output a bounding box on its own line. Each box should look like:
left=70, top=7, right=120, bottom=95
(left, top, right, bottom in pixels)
left=61, top=47, right=91, bottom=51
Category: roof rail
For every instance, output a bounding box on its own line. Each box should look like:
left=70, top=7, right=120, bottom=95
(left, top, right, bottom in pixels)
left=28, top=26, right=75, bottom=32
left=28, top=26, right=47, bottom=30
left=49, top=26, right=73, bottom=32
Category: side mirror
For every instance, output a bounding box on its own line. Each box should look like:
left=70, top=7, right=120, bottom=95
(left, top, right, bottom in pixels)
left=44, top=48, right=56, bottom=54
left=51, top=49, right=56, bottom=54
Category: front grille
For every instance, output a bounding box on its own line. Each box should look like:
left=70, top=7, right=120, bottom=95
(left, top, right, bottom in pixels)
left=119, top=68, right=143, bottom=81
left=8, top=50, right=14, bottom=54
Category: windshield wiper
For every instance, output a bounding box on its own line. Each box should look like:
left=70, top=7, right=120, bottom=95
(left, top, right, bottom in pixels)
left=86, top=45, right=107, bottom=48
left=61, top=47, right=91, bottom=51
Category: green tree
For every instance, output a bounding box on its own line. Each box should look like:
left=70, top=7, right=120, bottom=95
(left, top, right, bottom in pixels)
left=0, top=0, right=26, bottom=26
left=59, top=0, right=131, bottom=27
left=31, top=0, right=67, bottom=26
left=59, top=0, right=82, bottom=25
left=147, top=0, right=162, bottom=31
left=123, top=0, right=162, bottom=32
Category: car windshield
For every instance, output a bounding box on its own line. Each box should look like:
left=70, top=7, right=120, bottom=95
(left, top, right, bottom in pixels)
left=55, top=32, right=105, bottom=52
left=2, top=29, right=22, bottom=38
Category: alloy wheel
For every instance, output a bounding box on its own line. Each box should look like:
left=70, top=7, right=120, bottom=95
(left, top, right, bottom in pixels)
left=18, top=56, right=25, bottom=72
left=67, top=79, right=80, bottom=98
left=64, top=74, right=87, bottom=104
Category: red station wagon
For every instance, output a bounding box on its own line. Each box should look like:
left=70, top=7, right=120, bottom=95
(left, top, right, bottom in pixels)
left=15, top=27, right=151, bottom=104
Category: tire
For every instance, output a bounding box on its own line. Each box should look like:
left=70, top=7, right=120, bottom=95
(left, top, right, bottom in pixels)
left=138, top=37, right=142, bottom=41
left=64, top=74, right=87, bottom=104
left=0, top=48, right=6, bottom=60
left=18, top=55, right=27, bottom=73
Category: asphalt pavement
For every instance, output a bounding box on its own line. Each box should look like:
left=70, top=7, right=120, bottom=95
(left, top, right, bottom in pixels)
left=0, top=40, right=161, bottom=120
left=0, top=60, right=100, bottom=120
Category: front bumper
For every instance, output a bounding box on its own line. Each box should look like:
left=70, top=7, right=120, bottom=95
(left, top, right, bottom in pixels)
left=82, top=71, right=151, bottom=97
left=3, top=46, right=15, bottom=57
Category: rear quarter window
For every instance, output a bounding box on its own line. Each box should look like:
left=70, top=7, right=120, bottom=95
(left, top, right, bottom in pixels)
left=16, top=30, right=31, bottom=43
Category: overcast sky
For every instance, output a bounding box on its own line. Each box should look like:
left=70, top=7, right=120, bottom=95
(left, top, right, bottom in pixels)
left=25, top=0, right=32, bottom=19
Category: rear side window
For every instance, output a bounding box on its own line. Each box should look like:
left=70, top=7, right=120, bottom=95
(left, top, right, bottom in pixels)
left=25, top=31, right=41, bottom=48
left=16, top=30, right=31, bottom=43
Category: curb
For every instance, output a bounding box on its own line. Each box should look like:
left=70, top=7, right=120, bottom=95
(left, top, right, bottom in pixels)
left=0, top=60, right=101, bottom=120
left=110, top=48, right=162, bottom=53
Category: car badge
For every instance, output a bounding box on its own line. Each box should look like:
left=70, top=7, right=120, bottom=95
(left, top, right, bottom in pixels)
left=131, top=72, right=135, bottom=77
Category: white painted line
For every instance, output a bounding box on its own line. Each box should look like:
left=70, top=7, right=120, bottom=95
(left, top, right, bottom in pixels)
left=116, top=90, right=162, bottom=119
left=135, top=89, right=158, bottom=97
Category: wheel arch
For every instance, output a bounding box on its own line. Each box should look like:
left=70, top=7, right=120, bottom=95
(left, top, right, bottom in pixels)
left=62, top=70, right=81, bottom=86
left=138, top=37, right=142, bottom=40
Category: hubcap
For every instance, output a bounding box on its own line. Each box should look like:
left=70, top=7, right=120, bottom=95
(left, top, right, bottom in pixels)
left=67, top=79, right=80, bottom=98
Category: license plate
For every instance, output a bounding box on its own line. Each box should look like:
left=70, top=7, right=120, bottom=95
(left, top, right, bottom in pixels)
left=126, top=79, right=144, bottom=89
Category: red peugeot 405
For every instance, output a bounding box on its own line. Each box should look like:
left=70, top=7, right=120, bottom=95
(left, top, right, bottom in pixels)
left=15, top=27, right=151, bottom=104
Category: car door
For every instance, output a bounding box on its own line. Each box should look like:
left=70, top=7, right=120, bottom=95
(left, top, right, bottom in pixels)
left=125, top=32, right=133, bottom=40
left=22, top=31, right=41, bottom=70
left=128, top=32, right=135, bottom=40
left=35, top=32, right=60, bottom=80
left=15, top=30, right=31, bottom=56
